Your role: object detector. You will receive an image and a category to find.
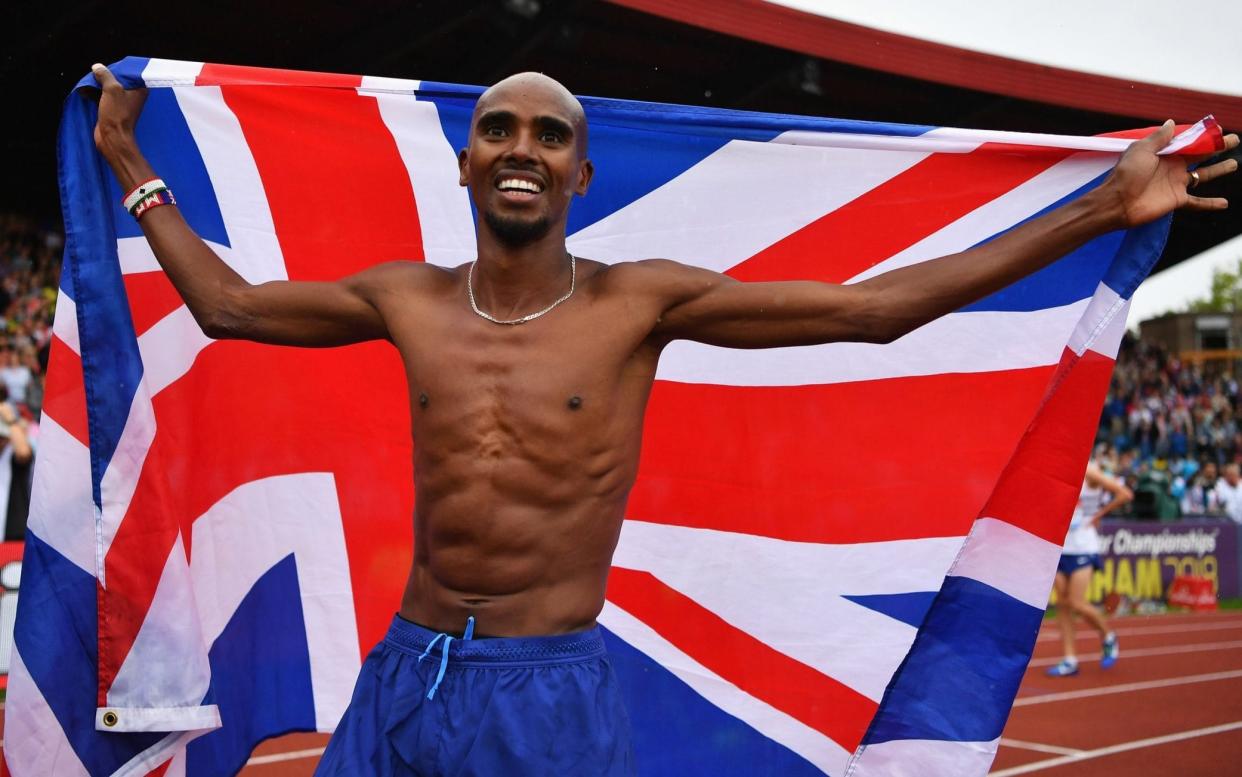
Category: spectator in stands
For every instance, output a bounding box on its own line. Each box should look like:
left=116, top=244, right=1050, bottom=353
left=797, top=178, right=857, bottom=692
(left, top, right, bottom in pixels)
left=0, top=388, right=33, bottom=541
left=0, top=346, right=34, bottom=406
left=1184, top=461, right=1222, bottom=515
left=1213, top=463, right=1242, bottom=523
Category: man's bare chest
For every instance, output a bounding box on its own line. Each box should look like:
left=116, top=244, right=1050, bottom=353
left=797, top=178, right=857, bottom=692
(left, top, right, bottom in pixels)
left=386, top=296, right=660, bottom=432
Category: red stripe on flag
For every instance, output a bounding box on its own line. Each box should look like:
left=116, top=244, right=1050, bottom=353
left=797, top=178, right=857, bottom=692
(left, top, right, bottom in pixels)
left=1102, top=119, right=1225, bottom=155
left=43, top=335, right=89, bottom=447
left=607, top=567, right=878, bottom=751
left=727, top=146, right=1071, bottom=284
left=979, top=348, right=1118, bottom=545
left=122, top=270, right=186, bottom=338
left=196, top=63, right=362, bottom=89
left=630, top=365, right=1056, bottom=544
left=215, top=82, right=425, bottom=278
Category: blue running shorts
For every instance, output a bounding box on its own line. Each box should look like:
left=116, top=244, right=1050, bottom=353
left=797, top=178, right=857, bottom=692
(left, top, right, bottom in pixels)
left=315, top=614, right=635, bottom=776
left=1056, top=553, right=1101, bottom=576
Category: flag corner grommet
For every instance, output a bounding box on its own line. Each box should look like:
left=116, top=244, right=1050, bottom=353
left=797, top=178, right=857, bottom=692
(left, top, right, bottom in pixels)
left=102, top=711, right=119, bottom=727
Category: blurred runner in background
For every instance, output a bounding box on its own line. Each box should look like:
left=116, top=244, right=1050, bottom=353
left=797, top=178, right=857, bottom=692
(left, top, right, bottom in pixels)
left=1047, top=462, right=1134, bottom=676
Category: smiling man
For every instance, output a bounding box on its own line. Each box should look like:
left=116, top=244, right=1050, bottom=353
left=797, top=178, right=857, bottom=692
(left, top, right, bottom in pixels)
left=89, top=65, right=1237, bottom=776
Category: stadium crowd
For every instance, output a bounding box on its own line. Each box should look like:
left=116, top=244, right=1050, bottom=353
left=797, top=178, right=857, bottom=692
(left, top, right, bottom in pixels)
left=0, top=213, right=60, bottom=540
left=1098, top=332, right=1242, bottom=521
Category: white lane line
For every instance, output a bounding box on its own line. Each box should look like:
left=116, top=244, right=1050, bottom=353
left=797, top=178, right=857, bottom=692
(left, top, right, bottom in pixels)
left=1036, top=620, right=1242, bottom=642
left=245, top=747, right=326, bottom=766
left=998, top=738, right=1084, bottom=756
left=1028, top=639, right=1242, bottom=667
left=1014, top=668, right=1242, bottom=706
left=989, top=720, right=1242, bottom=776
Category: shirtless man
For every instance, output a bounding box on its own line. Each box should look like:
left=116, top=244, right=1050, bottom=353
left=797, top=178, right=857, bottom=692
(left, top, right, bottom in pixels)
left=90, top=63, right=1237, bottom=775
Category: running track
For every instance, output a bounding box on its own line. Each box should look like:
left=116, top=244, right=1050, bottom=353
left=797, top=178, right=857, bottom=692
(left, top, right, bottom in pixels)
left=991, top=608, right=1242, bottom=776
left=3, top=611, right=1239, bottom=775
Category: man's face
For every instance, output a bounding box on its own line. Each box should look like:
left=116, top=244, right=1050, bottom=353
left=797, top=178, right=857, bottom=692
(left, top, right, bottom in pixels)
left=1227, top=466, right=1240, bottom=486
left=1205, top=463, right=1218, bottom=481
left=458, top=74, right=593, bottom=247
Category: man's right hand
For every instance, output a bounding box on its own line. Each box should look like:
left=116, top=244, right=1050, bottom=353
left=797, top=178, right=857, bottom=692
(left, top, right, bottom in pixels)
left=90, top=64, right=149, bottom=174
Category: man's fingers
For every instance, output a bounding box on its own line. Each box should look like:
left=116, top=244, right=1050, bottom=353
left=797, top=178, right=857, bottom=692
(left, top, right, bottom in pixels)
left=1191, top=158, right=1240, bottom=187
left=1183, top=195, right=1229, bottom=211
left=1189, top=132, right=1241, bottom=165
left=91, top=63, right=120, bottom=90
left=1133, top=119, right=1176, bottom=152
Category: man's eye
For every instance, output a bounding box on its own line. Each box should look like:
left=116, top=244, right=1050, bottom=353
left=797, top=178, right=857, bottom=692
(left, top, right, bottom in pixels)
left=540, top=131, right=563, bottom=143
left=485, top=126, right=507, bottom=137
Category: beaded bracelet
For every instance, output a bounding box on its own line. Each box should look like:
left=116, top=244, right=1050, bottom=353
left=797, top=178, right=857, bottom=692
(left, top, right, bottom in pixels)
left=122, top=178, right=167, bottom=212
left=131, top=189, right=177, bottom=220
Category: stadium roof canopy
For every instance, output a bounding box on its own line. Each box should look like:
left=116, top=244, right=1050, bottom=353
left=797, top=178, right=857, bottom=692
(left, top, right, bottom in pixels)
left=612, top=0, right=1242, bottom=129
left=9, top=0, right=1239, bottom=275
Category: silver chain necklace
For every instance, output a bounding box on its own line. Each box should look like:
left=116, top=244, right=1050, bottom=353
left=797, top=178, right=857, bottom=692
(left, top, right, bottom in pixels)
left=467, top=254, right=576, bottom=325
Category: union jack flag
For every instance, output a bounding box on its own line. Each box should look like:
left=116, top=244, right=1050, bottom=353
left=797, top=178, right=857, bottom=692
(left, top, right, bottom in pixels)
left=4, top=57, right=1223, bottom=776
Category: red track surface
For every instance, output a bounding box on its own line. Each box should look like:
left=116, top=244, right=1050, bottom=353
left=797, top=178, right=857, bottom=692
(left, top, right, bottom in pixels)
left=993, top=609, right=1242, bottom=776
left=4, top=611, right=1236, bottom=775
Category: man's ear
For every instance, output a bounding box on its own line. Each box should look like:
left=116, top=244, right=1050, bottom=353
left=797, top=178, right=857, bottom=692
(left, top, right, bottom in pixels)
left=575, top=158, right=594, bottom=196
left=458, top=148, right=469, bottom=187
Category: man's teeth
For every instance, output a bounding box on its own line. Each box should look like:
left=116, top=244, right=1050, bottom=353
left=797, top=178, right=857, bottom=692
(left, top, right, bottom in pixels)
left=498, top=178, right=543, bottom=193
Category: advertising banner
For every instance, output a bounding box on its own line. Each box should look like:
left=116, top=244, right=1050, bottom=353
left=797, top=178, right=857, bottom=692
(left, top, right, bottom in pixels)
left=0, top=541, right=21, bottom=689
left=1089, top=518, right=1239, bottom=603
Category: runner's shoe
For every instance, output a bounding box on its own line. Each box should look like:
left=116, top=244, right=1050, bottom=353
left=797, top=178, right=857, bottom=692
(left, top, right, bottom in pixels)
left=1101, top=632, right=1119, bottom=669
left=1044, top=659, right=1079, bottom=677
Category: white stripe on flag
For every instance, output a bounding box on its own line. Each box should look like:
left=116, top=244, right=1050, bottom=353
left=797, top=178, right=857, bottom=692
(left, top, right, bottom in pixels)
left=27, top=416, right=96, bottom=574
left=111, top=729, right=208, bottom=777
left=773, top=129, right=979, bottom=154
left=3, top=648, right=92, bottom=777
left=358, top=74, right=421, bottom=94
left=52, top=291, right=80, bottom=354
left=370, top=90, right=477, bottom=267
left=106, top=534, right=218, bottom=731
left=656, top=300, right=1084, bottom=386
left=613, top=521, right=963, bottom=701
left=116, top=237, right=163, bottom=275
left=174, top=87, right=289, bottom=284
left=947, top=517, right=1063, bottom=610
left=140, top=58, right=205, bottom=88
left=848, top=736, right=1000, bottom=776
left=567, top=137, right=930, bottom=272
left=778, top=122, right=1210, bottom=157
left=599, top=600, right=853, bottom=776
left=136, top=304, right=214, bottom=395
left=1067, top=282, right=1130, bottom=358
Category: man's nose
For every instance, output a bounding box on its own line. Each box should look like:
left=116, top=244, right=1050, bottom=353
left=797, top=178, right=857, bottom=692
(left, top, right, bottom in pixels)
left=506, top=129, right=536, bottom=162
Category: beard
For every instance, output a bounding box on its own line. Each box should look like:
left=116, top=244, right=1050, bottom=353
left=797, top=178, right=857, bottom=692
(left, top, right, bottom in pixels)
left=483, top=209, right=552, bottom=247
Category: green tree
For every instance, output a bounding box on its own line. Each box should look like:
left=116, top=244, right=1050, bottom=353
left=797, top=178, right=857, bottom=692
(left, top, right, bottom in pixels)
left=1185, top=257, right=1242, bottom=312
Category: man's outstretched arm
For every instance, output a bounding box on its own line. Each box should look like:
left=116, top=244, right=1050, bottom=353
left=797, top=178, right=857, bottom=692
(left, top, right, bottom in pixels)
left=90, top=64, right=394, bottom=347
left=649, top=123, right=1239, bottom=348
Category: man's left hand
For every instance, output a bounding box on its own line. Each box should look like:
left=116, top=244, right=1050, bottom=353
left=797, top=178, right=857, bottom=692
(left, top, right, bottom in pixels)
left=1104, top=121, right=1239, bottom=228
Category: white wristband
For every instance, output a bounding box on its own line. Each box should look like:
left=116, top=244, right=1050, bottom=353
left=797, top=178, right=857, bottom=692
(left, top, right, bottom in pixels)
left=122, top=179, right=167, bottom=212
